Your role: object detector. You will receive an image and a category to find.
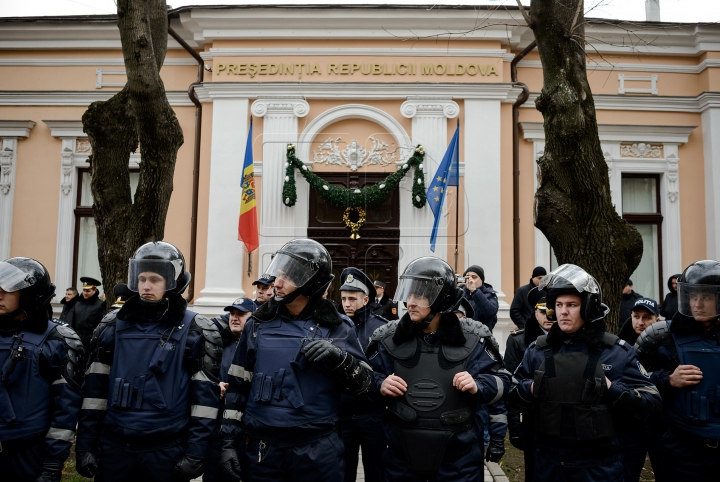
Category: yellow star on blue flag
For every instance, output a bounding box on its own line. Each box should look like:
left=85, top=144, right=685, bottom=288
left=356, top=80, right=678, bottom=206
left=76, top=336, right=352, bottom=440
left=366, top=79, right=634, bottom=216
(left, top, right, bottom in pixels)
left=426, top=123, right=460, bottom=252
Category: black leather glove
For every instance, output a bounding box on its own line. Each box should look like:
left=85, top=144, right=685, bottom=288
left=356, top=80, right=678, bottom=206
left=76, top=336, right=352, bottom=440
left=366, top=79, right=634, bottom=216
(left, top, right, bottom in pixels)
left=173, top=454, right=204, bottom=481
left=76, top=452, right=99, bottom=478
left=35, top=463, right=62, bottom=482
left=507, top=412, right=524, bottom=450
left=220, top=438, right=243, bottom=482
left=303, top=339, right=344, bottom=370
left=485, top=438, right=505, bottom=463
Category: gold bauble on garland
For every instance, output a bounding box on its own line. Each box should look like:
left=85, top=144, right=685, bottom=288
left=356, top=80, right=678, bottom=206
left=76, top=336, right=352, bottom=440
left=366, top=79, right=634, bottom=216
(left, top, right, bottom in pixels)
left=343, top=207, right=366, bottom=239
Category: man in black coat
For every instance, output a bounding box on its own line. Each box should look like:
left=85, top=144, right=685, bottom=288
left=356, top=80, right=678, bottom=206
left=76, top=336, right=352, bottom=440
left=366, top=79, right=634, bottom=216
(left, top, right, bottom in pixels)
left=619, top=279, right=643, bottom=329
left=65, top=276, right=105, bottom=350
left=660, top=274, right=681, bottom=320
left=509, top=266, right=546, bottom=329
left=462, top=265, right=499, bottom=331
left=369, top=280, right=398, bottom=320
left=59, top=286, right=79, bottom=321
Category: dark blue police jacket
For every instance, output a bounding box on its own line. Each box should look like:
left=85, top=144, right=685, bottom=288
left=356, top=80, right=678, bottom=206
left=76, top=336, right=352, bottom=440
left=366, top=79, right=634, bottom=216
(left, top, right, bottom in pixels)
left=222, top=297, right=371, bottom=439
left=77, top=295, right=222, bottom=459
left=0, top=317, right=83, bottom=464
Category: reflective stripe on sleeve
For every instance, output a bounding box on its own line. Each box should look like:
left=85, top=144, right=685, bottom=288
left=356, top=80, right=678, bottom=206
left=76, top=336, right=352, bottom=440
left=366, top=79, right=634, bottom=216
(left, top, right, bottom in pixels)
left=86, top=362, right=111, bottom=375
left=489, top=376, right=505, bottom=404
left=46, top=427, right=75, bottom=442
left=489, top=414, right=508, bottom=424
left=191, top=370, right=212, bottom=382
left=223, top=409, right=243, bottom=421
left=191, top=405, right=219, bottom=419
left=51, top=376, right=68, bottom=385
left=228, top=364, right=253, bottom=382
left=81, top=398, right=108, bottom=410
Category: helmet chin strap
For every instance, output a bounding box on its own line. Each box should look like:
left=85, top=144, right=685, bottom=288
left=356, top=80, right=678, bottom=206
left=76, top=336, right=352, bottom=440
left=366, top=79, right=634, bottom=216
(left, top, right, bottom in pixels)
left=275, top=288, right=303, bottom=305
left=414, top=311, right=436, bottom=330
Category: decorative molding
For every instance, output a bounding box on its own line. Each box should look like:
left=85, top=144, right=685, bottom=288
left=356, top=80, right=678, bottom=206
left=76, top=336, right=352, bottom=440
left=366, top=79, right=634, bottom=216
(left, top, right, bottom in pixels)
left=618, top=74, right=658, bottom=95
left=401, top=98, right=459, bottom=119
left=0, top=138, right=18, bottom=260
left=518, top=58, right=720, bottom=75
left=312, top=137, right=397, bottom=171
left=43, top=120, right=86, bottom=138
left=0, top=57, right=198, bottom=67
left=524, top=92, right=720, bottom=113
left=75, top=138, right=91, bottom=153
left=0, top=91, right=195, bottom=107
left=296, top=104, right=412, bottom=166
left=0, top=145, right=13, bottom=195
left=195, top=82, right=519, bottom=102
left=520, top=122, right=696, bottom=144
left=95, top=68, right=126, bottom=89
left=620, top=143, right=663, bottom=158
left=0, top=120, right=36, bottom=138
left=200, top=47, right=511, bottom=60
left=250, top=98, right=309, bottom=118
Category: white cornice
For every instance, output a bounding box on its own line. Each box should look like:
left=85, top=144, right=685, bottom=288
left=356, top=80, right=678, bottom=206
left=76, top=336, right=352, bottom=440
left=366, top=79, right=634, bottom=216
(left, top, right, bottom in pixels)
left=0, top=120, right=35, bottom=138
left=43, top=120, right=85, bottom=138
left=194, top=82, right=519, bottom=102
left=522, top=92, right=720, bottom=113
left=0, top=91, right=195, bottom=107
left=200, top=48, right=512, bottom=61
left=518, top=58, right=720, bottom=74
left=520, top=122, right=697, bottom=143
left=0, top=57, right=198, bottom=67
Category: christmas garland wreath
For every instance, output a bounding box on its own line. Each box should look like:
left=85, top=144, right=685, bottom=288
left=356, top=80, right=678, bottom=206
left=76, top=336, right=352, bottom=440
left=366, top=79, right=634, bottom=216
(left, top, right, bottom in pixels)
left=282, top=144, right=427, bottom=209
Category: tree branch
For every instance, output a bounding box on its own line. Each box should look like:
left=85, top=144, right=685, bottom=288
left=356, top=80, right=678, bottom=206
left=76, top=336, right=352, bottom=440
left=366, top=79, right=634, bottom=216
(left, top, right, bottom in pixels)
left=515, top=0, right=532, bottom=27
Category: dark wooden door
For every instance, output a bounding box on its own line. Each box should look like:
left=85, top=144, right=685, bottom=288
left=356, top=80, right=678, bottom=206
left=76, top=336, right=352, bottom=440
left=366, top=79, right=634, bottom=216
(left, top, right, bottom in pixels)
left=308, top=172, right=400, bottom=304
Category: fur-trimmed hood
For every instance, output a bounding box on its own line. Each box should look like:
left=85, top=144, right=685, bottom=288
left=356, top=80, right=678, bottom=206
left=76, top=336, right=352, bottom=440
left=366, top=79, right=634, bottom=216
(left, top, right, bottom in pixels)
left=0, top=309, right=50, bottom=335
left=392, top=311, right=468, bottom=347
left=116, top=293, right=187, bottom=324
left=545, top=319, right=607, bottom=351
left=253, top=296, right=343, bottom=327
left=670, top=311, right=720, bottom=337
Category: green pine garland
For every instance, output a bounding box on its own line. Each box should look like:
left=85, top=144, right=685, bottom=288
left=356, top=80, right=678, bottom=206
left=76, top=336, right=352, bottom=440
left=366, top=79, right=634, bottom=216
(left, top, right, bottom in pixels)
left=282, top=144, right=427, bottom=209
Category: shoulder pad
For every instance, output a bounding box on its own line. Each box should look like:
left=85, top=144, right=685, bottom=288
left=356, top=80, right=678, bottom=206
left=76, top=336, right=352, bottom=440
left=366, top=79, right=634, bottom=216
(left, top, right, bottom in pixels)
left=535, top=335, right=549, bottom=349
left=192, top=314, right=223, bottom=381
left=370, top=320, right=399, bottom=343
left=373, top=314, right=390, bottom=325
left=634, top=320, right=672, bottom=357
left=510, top=329, right=525, bottom=336
left=459, top=318, right=493, bottom=338
left=602, top=333, right=621, bottom=348
left=48, top=323, right=85, bottom=390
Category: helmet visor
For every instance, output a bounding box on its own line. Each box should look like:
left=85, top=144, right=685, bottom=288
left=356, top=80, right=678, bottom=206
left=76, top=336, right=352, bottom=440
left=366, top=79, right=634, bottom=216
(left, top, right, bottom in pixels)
left=539, top=264, right=600, bottom=294
left=128, top=259, right=177, bottom=292
left=264, top=252, right=317, bottom=288
left=393, top=277, right=443, bottom=308
left=677, top=282, right=720, bottom=320
left=0, top=261, right=35, bottom=292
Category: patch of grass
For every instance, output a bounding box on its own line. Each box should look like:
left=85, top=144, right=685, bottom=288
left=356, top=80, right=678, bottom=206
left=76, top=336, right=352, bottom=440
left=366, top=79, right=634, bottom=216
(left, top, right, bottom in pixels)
left=62, top=444, right=90, bottom=482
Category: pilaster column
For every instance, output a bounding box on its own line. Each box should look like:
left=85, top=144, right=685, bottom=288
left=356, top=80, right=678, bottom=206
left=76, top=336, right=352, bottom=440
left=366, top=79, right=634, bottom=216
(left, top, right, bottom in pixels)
left=0, top=121, right=34, bottom=261
left=702, top=107, right=720, bottom=259
left=252, top=98, right=310, bottom=273
left=399, top=97, right=458, bottom=275
left=194, top=98, right=251, bottom=312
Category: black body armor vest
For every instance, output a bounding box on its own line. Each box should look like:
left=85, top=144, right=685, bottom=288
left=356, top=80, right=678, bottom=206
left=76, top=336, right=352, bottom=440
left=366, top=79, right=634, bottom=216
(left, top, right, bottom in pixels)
left=532, top=333, right=618, bottom=444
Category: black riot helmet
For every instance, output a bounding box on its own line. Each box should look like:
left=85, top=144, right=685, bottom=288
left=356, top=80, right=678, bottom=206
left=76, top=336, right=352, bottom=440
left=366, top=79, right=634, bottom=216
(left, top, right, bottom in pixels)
left=677, top=260, right=720, bottom=322
left=394, top=257, right=461, bottom=320
left=128, top=241, right=191, bottom=296
left=0, top=257, right=56, bottom=316
left=539, top=264, right=608, bottom=323
left=263, top=238, right=334, bottom=304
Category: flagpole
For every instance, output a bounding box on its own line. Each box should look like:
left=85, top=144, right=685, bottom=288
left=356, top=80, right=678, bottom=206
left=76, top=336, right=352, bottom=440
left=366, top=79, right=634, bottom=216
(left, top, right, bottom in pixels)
left=454, top=119, right=460, bottom=273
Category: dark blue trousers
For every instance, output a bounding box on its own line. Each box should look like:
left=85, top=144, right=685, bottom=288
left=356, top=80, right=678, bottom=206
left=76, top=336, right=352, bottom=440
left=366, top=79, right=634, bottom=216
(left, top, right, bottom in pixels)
left=242, top=431, right=345, bottom=482
left=341, top=412, right=386, bottom=482
left=382, top=424, right=484, bottom=482
left=97, top=435, right=185, bottom=482
left=203, top=431, right=223, bottom=482
left=532, top=447, right=622, bottom=482
left=659, top=427, right=720, bottom=482
left=0, top=439, right=44, bottom=482
left=619, top=429, right=666, bottom=482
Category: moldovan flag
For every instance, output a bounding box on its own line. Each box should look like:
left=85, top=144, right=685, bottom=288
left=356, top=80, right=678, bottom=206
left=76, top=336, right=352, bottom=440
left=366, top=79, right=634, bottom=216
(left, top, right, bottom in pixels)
left=238, top=119, right=259, bottom=252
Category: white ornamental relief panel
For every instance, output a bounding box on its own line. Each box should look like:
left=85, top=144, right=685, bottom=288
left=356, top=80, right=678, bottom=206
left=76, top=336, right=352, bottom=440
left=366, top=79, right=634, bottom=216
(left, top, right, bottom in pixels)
left=620, top=143, right=663, bottom=158
left=312, top=137, right=398, bottom=170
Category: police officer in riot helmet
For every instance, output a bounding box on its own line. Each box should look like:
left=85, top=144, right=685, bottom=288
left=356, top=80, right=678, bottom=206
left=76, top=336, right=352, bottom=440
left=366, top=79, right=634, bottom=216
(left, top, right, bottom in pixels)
left=0, top=257, right=84, bottom=482
left=635, top=260, right=720, bottom=481
left=338, top=267, right=387, bottom=482
left=76, top=241, right=223, bottom=481
left=220, top=239, right=376, bottom=482
left=508, top=264, right=662, bottom=482
left=366, top=257, right=511, bottom=481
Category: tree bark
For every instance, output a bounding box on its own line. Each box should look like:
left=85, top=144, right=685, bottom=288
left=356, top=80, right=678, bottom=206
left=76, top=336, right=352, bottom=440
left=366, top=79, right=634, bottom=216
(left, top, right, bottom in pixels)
left=529, top=0, right=643, bottom=332
left=82, top=0, right=183, bottom=310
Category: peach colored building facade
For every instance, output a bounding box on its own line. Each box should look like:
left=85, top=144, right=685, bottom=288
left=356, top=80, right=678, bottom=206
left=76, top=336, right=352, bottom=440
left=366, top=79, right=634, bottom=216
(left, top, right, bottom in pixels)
left=1, top=6, right=718, bottom=348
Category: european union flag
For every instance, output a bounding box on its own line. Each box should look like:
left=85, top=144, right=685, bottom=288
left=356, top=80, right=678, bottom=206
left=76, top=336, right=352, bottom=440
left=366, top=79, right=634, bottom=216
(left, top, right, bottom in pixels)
left=427, top=124, right=460, bottom=252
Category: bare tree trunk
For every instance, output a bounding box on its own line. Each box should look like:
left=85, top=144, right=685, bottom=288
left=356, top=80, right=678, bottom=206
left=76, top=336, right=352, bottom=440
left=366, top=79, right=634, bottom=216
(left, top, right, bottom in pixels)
left=82, top=0, right=183, bottom=310
left=529, top=0, right=643, bottom=332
